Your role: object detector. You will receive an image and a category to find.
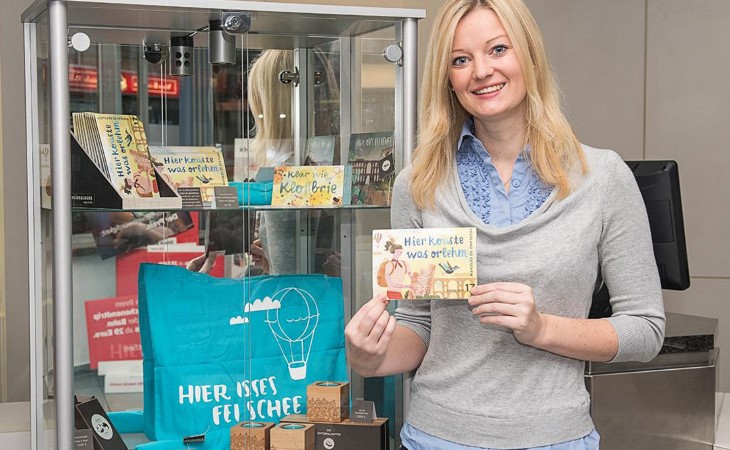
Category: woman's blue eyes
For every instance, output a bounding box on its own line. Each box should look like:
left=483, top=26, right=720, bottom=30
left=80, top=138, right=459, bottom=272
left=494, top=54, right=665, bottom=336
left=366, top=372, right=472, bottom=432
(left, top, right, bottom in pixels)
left=451, top=44, right=510, bottom=66
left=492, top=44, right=509, bottom=55
left=452, top=56, right=469, bottom=66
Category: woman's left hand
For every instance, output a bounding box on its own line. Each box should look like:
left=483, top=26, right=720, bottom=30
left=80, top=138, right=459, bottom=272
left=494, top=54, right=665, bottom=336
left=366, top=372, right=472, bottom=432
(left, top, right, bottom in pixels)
left=468, top=282, right=546, bottom=347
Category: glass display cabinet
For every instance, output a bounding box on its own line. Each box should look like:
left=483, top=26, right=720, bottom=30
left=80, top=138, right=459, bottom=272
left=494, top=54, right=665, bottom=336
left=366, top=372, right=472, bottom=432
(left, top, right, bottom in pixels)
left=22, top=1, right=423, bottom=448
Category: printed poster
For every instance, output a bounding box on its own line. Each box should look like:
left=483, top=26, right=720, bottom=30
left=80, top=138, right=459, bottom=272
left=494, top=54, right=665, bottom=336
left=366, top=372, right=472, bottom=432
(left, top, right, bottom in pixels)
left=84, top=296, right=142, bottom=370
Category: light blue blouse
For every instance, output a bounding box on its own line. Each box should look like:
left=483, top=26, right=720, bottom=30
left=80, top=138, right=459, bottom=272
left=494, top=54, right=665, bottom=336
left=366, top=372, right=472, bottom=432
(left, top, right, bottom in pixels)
left=399, top=120, right=599, bottom=450
left=455, top=118, right=552, bottom=227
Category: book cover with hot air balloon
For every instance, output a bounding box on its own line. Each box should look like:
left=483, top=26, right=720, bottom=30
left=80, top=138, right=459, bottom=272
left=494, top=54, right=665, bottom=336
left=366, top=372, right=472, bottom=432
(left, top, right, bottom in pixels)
left=372, top=227, right=477, bottom=300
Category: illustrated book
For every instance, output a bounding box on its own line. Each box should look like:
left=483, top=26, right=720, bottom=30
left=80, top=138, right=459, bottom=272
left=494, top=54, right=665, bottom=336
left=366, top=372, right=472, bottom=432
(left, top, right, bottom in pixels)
left=148, top=145, right=229, bottom=205
left=271, top=165, right=351, bottom=207
left=347, top=131, right=395, bottom=206
left=72, top=112, right=160, bottom=199
left=372, top=227, right=477, bottom=300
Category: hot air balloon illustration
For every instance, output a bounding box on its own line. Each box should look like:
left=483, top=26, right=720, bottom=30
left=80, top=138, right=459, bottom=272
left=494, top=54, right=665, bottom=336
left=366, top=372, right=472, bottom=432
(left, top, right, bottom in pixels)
left=266, top=287, right=320, bottom=380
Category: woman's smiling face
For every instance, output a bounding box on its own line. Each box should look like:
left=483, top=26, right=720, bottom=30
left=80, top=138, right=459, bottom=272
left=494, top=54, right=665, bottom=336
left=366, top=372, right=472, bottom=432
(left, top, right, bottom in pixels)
left=448, top=7, right=527, bottom=126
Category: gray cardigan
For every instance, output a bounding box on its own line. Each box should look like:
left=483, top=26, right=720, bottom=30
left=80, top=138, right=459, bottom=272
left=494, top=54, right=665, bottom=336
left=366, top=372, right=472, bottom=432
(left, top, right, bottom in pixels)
left=392, top=145, right=665, bottom=448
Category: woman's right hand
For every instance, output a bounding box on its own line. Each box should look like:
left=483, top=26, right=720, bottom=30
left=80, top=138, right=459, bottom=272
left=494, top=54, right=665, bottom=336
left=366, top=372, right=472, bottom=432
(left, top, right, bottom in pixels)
left=344, top=294, right=397, bottom=377
left=185, top=252, right=217, bottom=274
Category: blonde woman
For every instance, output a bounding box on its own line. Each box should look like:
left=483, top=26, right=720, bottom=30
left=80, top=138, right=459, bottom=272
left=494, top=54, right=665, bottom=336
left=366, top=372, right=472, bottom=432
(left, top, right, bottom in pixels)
left=190, top=49, right=340, bottom=275
left=247, top=49, right=340, bottom=168
left=247, top=49, right=295, bottom=168
left=345, top=0, right=664, bottom=449
left=248, top=49, right=341, bottom=274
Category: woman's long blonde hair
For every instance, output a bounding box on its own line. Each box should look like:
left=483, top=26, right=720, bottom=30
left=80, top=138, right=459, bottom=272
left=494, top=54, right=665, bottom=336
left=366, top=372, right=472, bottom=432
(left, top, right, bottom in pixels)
left=411, top=0, right=586, bottom=209
left=247, top=50, right=341, bottom=167
left=248, top=50, right=294, bottom=167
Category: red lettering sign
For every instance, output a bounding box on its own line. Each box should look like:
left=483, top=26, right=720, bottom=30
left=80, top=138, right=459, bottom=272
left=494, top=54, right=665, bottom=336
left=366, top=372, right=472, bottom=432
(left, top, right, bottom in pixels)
left=69, top=65, right=179, bottom=97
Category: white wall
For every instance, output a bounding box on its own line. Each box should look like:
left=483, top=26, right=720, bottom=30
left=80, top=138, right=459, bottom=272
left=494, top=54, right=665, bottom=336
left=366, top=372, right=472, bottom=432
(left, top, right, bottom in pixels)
left=0, top=29, right=6, bottom=403
left=524, top=0, right=730, bottom=389
left=644, top=0, right=730, bottom=389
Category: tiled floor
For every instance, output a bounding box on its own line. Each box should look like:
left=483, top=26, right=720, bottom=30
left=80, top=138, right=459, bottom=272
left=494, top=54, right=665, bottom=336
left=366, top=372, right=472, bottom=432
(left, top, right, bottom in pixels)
left=0, top=401, right=30, bottom=448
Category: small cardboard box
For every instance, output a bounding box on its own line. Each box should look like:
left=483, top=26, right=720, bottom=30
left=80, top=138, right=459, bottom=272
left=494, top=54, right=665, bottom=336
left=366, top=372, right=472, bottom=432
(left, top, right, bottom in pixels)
left=230, top=421, right=275, bottom=450
left=314, top=418, right=389, bottom=450
left=306, top=381, right=349, bottom=423
left=270, top=422, right=315, bottom=450
left=281, top=416, right=389, bottom=450
left=73, top=395, right=127, bottom=450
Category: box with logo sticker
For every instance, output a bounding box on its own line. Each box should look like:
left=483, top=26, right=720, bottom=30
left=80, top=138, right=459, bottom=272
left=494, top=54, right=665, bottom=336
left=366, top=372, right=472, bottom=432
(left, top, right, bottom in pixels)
left=281, top=416, right=388, bottom=450
left=315, top=419, right=388, bottom=450
left=73, top=395, right=128, bottom=450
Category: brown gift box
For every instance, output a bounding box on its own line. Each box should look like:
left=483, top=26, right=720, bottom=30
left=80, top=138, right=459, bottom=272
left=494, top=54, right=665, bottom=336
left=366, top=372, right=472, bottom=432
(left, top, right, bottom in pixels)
left=306, top=381, right=349, bottom=423
left=230, top=421, right=275, bottom=450
left=270, top=422, right=315, bottom=450
left=281, top=415, right=389, bottom=450
left=73, top=395, right=127, bottom=450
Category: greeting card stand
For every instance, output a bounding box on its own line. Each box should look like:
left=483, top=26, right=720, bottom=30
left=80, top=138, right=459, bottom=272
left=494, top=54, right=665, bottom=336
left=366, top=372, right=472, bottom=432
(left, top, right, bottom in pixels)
left=70, top=133, right=182, bottom=210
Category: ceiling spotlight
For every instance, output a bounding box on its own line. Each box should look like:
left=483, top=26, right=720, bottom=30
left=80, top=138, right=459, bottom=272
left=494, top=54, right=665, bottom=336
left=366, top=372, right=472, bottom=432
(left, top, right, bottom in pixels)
left=209, top=19, right=236, bottom=65
left=169, top=35, right=194, bottom=76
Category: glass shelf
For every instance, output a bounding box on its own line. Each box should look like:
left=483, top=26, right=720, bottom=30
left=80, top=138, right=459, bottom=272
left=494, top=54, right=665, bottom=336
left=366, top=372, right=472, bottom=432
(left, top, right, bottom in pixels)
left=71, top=204, right=391, bottom=213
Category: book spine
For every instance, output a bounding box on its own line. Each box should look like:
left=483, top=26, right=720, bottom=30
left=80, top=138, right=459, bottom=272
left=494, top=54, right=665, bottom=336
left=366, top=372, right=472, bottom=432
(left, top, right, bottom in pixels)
left=73, top=113, right=110, bottom=180
left=343, top=165, right=352, bottom=206
left=85, top=113, right=112, bottom=180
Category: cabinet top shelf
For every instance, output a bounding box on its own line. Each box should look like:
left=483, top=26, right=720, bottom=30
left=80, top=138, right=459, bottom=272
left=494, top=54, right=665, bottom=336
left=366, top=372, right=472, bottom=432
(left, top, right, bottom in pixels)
left=70, top=204, right=390, bottom=213
left=22, top=0, right=425, bottom=41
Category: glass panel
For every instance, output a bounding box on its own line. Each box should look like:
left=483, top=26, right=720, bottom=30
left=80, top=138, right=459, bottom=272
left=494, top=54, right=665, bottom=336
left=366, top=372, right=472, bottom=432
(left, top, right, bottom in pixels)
left=358, top=27, right=397, bottom=134
left=352, top=25, right=401, bottom=449
left=24, top=8, right=56, bottom=449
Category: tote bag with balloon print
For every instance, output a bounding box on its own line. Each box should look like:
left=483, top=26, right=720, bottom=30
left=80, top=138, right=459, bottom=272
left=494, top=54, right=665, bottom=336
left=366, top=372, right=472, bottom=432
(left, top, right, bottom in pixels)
left=137, top=263, right=347, bottom=443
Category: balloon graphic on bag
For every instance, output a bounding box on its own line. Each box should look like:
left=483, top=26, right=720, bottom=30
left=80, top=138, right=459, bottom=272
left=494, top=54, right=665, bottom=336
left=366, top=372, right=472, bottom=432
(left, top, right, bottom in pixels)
left=266, top=287, right=320, bottom=380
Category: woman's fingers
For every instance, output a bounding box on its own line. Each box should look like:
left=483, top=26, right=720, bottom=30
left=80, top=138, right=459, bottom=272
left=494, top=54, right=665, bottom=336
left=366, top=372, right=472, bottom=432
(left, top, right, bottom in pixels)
left=469, top=289, right=526, bottom=308
left=470, top=281, right=530, bottom=296
left=348, top=294, right=387, bottom=326
left=370, top=307, right=393, bottom=339
left=345, top=294, right=396, bottom=375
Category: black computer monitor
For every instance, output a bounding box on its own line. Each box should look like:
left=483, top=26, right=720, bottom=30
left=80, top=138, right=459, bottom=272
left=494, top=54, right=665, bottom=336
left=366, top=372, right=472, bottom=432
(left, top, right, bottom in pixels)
left=626, top=160, right=690, bottom=291
left=590, top=160, right=690, bottom=318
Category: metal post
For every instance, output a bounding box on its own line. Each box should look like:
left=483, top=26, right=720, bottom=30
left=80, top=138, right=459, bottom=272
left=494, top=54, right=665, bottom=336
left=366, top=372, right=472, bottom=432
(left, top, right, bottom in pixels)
left=49, top=2, right=74, bottom=449
left=400, top=17, right=419, bottom=432
left=402, top=18, right=418, bottom=165
left=293, top=48, right=309, bottom=272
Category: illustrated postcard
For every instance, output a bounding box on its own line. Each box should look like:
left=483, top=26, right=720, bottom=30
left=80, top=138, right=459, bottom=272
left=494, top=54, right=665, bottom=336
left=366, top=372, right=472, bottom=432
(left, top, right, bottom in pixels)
left=372, top=227, right=477, bottom=300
